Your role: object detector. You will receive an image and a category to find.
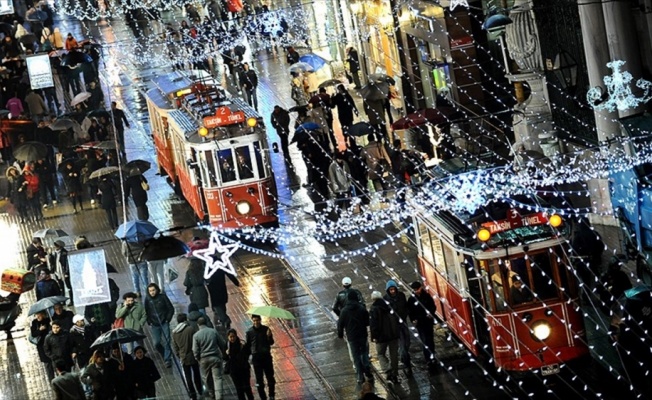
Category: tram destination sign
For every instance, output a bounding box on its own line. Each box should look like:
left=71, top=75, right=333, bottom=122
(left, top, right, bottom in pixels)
left=203, top=106, right=246, bottom=128
left=481, top=209, right=549, bottom=234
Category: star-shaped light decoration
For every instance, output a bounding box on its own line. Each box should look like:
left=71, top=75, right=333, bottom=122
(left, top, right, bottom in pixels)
left=450, top=0, right=469, bottom=10
left=193, top=230, right=240, bottom=279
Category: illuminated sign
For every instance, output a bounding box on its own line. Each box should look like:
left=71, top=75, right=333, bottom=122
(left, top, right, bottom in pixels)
left=481, top=209, right=549, bottom=235
left=203, top=107, right=245, bottom=128
left=26, top=54, right=54, bottom=90
left=0, top=0, right=14, bottom=15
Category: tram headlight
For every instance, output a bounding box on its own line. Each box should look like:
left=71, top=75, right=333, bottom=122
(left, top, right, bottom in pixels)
left=236, top=200, right=252, bottom=215
left=477, top=228, right=491, bottom=242
left=247, top=117, right=257, bottom=128
left=199, top=127, right=209, bottom=137
left=548, top=214, right=563, bottom=228
left=531, top=321, right=552, bottom=341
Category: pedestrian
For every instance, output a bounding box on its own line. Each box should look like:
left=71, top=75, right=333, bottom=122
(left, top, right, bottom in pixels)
left=290, top=72, right=308, bottom=105
left=384, top=280, right=412, bottom=377
left=48, top=240, right=70, bottom=298
left=62, top=161, right=83, bottom=213
left=206, top=269, right=240, bottom=329
left=115, top=292, right=147, bottom=354
left=31, top=311, right=55, bottom=381
left=25, top=89, right=48, bottom=122
left=363, top=99, right=388, bottom=141
left=599, top=255, right=633, bottom=310
left=81, top=350, right=115, bottom=400
left=70, top=315, right=99, bottom=368
left=369, top=290, right=400, bottom=383
left=64, top=33, right=78, bottom=50
left=97, top=177, right=119, bottom=229
left=245, top=314, right=276, bottom=400
left=332, top=84, right=358, bottom=148
left=346, top=47, right=362, bottom=89
left=44, top=320, right=74, bottom=373
left=132, top=346, right=161, bottom=399
left=26, top=237, right=48, bottom=273
left=144, top=283, right=174, bottom=368
left=147, top=257, right=166, bottom=294
left=7, top=166, right=29, bottom=223
left=36, top=269, right=62, bottom=301
left=172, top=313, right=203, bottom=400
left=362, top=134, right=392, bottom=195
left=225, top=328, right=254, bottom=400
left=87, top=119, right=106, bottom=142
left=51, top=359, right=86, bottom=400
left=122, top=240, right=148, bottom=298
left=271, top=105, right=291, bottom=160
left=328, top=152, right=353, bottom=210
left=35, top=157, right=57, bottom=207
left=23, top=163, right=44, bottom=221
left=106, top=344, right=135, bottom=399
left=407, top=281, right=437, bottom=372
left=124, top=173, right=149, bottom=221
left=333, top=277, right=365, bottom=316
left=337, top=290, right=373, bottom=385
left=286, top=46, right=300, bottom=64
left=111, top=102, right=130, bottom=157
left=188, top=302, right=213, bottom=328
left=87, top=81, right=104, bottom=110
left=52, top=303, right=75, bottom=332
left=6, top=92, right=24, bottom=119
left=184, top=258, right=210, bottom=313
left=240, top=62, right=258, bottom=110
left=193, top=317, right=227, bottom=400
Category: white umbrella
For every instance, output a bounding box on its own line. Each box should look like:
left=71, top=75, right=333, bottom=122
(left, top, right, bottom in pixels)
left=70, top=92, right=91, bottom=107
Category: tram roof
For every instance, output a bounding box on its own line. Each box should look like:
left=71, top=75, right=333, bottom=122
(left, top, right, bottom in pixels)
left=150, top=70, right=216, bottom=96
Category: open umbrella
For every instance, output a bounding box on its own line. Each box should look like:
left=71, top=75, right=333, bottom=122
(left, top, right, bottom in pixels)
left=19, top=33, right=37, bottom=48
left=291, top=122, right=322, bottom=144
left=60, top=51, right=93, bottom=67
left=295, top=122, right=321, bottom=133
left=0, top=23, right=13, bottom=36
left=348, top=122, right=375, bottom=137
left=90, top=328, right=147, bottom=349
left=70, top=92, right=92, bottom=107
left=288, top=105, right=309, bottom=113
left=92, top=141, right=116, bottom=150
left=140, top=236, right=190, bottom=261
left=289, top=62, right=314, bottom=73
left=359, top=81, right=389, bottom=101
left=125, top=160, right=151, bottom=174
left=246, top=305, right=296, bottom=320
left=89, top=166, right=120, bottom=180
left=368, top=73, right=396, bottom=85
left=28, top=296, right=68, bottom=316
left=298, top=53, right=328, bottom=71
left=318, top=79, right=343, bottom=89
left=33, top=228, right=69, bottom=239
left=13, top=141, right=48, bottom=162
left=115, top=220, right=159, bottom=242
left=57, top=158, right=86, bottom=173
left=79, top=39, right=102, bottom=49
left=48, top=118, right=79, bottom=131
left=87, top=109, right=110, bottom=119
left=391, top=107, right=456, bottom=130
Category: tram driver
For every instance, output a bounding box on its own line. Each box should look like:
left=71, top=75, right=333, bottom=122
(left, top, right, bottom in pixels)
left=510, top=276, right=533, bottom=305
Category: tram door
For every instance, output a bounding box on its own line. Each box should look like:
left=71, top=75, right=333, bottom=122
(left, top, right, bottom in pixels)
left=466, top=258, right=492, bottom=351
left=191, top=147, right=209, bottom=219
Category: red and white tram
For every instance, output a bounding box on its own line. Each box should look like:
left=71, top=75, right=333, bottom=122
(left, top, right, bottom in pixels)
left=411, top=162, right=589, bottom=379
left=145, top=71, right=278, bottom=228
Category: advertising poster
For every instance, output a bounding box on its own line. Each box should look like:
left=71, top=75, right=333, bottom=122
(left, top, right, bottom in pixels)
left=67, top=248, right=111, bottom=307
left=26, top=54, right=54, bottom=90
left=0, top=0, right=14, bottom=15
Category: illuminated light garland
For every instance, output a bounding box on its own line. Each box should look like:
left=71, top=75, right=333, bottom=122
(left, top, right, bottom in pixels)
left=587, top=60, right=652, bottom=112
left=449, top=0, right=470, bottom=11
left=194, top=229, right=240, bottom=279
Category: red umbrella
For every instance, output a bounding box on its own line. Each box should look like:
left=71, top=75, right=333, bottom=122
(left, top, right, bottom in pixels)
left=187, top=239, right=209, bottom=257
left=391, top=107, right=457, bottom=130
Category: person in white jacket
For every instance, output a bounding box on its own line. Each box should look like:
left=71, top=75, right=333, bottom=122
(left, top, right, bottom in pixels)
left=328, top=152, right=352, bottom=209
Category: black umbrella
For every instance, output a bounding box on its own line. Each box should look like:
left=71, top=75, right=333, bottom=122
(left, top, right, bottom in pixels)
left=92, top=141, right=117, bottom=150
left=89, top=166, right=120, bottom=180
left=58, top=157, right=86, bottom=173
left=19, top=33, right=37, bottom=48
left=289, top=105, right=309, bottom=113
left=360, top=81, right=389, bottom=101
left=28, top=296, right=68, bottom=316
left=125, top=159, right=151, bottom=174
left=60, top=50, right=93, bottom=67
left=13, top=141, right=48, bottom=162
left=368, top=73, right=396, bottom=85
left=348, top=121, right=375, bottom=137
left=318, top=79, right=343, bottom=89
left=0, top=23, right=13, bottom=36
left=87, top=109, right=110, bottom=120
left=233, top=45, right=246, bottom=56
left=48, top=118, right=79, bottom=132
left=140, top=236, right=190, bottom=261
left=90, top=328, right=147, bottom=349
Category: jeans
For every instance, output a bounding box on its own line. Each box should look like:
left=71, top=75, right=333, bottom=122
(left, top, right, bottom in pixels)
left=148, top=260, right=166, bottom=292
left=348, top=338, right=371, bottom=383
left=150, top=322, right=172, bottom=364
left=252, top=353, right=275, bottom=400
left=40, top=180, right=56, bottom=204
left=417, top=322, right=436, bottom=365
left=398, top=323, right=411, bottom=368
left=375, top=338, right=399, bottom=378
left=199, top=355, right=223, bottom=399
left=182, top=362, right=203, bottom=398
left=245, top=87, right=258, bottom=110
left=129, top=262, right=149, bottom=296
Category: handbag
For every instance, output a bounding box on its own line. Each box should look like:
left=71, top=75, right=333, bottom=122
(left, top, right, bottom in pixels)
left=112, top=317, right=125, bottom=329
left=140, top=178, right=150, bottom=191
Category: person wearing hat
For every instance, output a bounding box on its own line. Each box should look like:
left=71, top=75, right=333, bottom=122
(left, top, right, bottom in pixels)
left=70, top=315, right=99, bottom=367
left=408, top=281, right=437, bottom=373
left=332, top=277, right=365, bottom=317
left=337, top=289, right=372, bottom=385
left=384, top=280, right=412, bottom=378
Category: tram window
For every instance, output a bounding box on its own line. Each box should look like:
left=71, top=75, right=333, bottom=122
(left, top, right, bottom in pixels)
left=530, top=252, right=559, bottom=300
left=235, top=146, right=255, bottom=180
left=253, top=142, right=266, bottom=178
left=488, top=261, right=511, bottom=312
left=417, top=221, right=435, bottom=267
left=217, top=149, right=236, bottom=183
left=203, top=150, right=217, bottom=187
left=442, top=243, right=460, bottom=288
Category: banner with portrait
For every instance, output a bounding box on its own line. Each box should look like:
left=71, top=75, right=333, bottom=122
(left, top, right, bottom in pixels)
left=26, top=54, right=54, bottom=90
left=67, top=248, right=111, bottom=307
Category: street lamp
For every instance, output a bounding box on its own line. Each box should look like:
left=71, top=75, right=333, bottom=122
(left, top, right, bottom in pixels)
left=553, top=51, right=578, bottom=90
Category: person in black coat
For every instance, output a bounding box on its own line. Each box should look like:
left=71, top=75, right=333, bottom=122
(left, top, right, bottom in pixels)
left=225, top=328, right=254, bottom=400
left=97, top=177, right=118, bottom=229
left=271, top=105, right=291, bottom=160
left=107, top=345, right=136, bottom=400
left=111, top=102, right=130, bottom=158
left=62, top=161, right=83, bottom=212
left=82, top=350, right=114, bottom=400
left=124, top=174, right=149, bottom=221
left=332, top=84, right=359, bottom=149
left=34, top=158, right=56, bottom=206
left=132, top=346, right=161, bottom=399
left=31, top=312, right=55, bottom=380
left=407, top=281, right=437, bottom=371
left=207, top=269, right=240, bottom=328
left=44, top=320, right=74, bottom=372
left=7, top=167, right=29, bottom=223
left=36, top=269, right=62, bottom=300
left=286, top=46, right=300, bottom=65
left=240, top=62, right=258, bottom=110
left=384, top=280, right=411, bottom=377
left=337, top=290, right=372, bottom=384
left=369, top=290, right=400, bottom=383
left=70, top=315, right=99, bottom=368
left=346, top=47, right=362, bottom=89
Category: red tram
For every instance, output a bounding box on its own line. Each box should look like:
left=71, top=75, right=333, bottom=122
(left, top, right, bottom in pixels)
left=410, top=161, right=589, bottom=379
left=145, top=71, right=278, bottom=228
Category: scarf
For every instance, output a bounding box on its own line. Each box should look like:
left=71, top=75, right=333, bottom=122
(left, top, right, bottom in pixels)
left=71, top=324, right=85, bottom=335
